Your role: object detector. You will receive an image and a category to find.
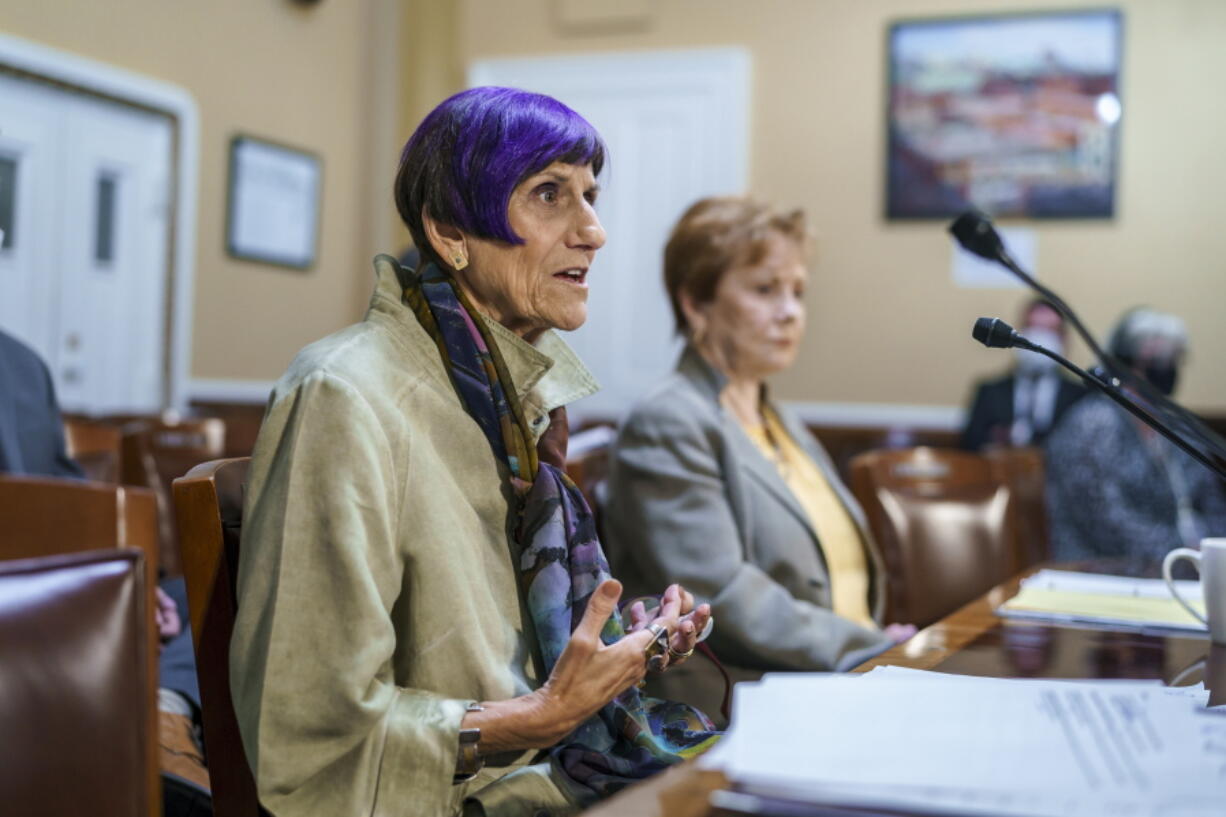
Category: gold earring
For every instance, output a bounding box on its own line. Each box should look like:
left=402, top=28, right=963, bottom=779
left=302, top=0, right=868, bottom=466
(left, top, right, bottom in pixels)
left=452, top=252, right=468, bottom=271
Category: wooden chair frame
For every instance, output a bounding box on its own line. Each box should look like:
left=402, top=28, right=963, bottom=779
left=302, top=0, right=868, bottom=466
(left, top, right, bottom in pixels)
left=173, top=457, right=263, bottom=816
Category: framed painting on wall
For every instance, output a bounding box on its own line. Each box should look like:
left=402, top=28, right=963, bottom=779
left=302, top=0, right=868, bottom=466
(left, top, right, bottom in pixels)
left=226, top=135, right=322, bottom=269
left=885, top=9, right=1123, bottom=220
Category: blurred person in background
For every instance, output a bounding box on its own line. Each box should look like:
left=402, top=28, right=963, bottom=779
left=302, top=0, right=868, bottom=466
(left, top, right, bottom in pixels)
left=961, top=298, right=1087, bottom=451
left=0, top=327, right=84, bottom=478
left=604, top=197, right=914, bottom=727
left=1045, top=307, right=1226, bottom=573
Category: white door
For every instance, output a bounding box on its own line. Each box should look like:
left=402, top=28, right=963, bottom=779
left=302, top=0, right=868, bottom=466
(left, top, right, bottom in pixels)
left=0, top=72, right=172, bottom=413
left=469, top=49, right=750, bottom=421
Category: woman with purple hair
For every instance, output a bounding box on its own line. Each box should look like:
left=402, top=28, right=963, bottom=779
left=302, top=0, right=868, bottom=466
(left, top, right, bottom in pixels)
left=229, top=87, right=718, bottom=817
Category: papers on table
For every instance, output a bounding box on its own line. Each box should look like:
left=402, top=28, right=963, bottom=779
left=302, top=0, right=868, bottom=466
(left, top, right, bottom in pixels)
left=998, top=569, right=1208, bottom=633
left=714, top=667, right=1225, bottom=817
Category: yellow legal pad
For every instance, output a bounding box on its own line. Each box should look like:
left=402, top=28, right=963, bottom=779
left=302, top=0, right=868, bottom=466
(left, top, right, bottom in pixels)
left=998, top=570, right=1208, bottom=632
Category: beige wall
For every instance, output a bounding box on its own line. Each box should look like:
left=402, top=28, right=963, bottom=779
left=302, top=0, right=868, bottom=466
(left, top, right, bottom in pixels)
left=5, top=1, right=1223, bottom=412
left=455, top=0, right=1226, bottom=414
left=1, top=0, right=388, bottom=385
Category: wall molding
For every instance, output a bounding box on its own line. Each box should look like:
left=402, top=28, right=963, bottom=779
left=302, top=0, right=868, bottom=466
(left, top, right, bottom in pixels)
left=783, top=401, right=964, bottom=431
left=0, top=32, right=200, bottom=413
left=187, top=378, right=275, bottom=405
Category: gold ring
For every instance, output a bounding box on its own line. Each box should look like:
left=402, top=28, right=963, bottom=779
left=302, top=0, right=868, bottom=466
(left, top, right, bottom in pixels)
left=667, top=644, right=694, bottom=661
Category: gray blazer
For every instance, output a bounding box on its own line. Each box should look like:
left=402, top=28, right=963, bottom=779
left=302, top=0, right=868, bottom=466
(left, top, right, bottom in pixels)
left=604, top=348, right=891, bottom=724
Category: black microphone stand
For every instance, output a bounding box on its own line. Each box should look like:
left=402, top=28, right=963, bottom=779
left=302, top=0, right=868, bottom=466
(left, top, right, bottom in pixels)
left=987, top=323, right=1226, bottom=481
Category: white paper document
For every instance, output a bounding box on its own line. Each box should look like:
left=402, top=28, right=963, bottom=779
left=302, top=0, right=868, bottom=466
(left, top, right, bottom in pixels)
left=720, top=668, right=1225, bottom=816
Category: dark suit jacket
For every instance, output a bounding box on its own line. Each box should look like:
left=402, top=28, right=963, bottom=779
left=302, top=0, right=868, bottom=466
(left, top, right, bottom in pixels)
left=0, top=329, right=83, bottom=478
left=960, top=371, right=1086, bottom=451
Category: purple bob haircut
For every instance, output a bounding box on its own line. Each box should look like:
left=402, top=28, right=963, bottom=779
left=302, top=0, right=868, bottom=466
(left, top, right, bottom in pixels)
left=394, top=86, right=606, bottom=269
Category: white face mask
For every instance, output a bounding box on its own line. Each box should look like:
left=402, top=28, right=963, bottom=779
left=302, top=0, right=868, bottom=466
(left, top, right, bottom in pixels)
left=1014, top=326, right=1063, bottom=373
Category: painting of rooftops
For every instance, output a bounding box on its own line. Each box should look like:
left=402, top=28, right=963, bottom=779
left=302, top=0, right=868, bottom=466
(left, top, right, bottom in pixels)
left=886, top=10, right=1122, bottom=219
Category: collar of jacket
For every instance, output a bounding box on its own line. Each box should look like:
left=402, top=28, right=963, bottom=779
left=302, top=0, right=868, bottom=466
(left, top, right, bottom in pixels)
left=677, top=343, right=729, bottom=402
left=368, top=254, right=599, bottom=425
left=677, top=342, right=779, bottom=407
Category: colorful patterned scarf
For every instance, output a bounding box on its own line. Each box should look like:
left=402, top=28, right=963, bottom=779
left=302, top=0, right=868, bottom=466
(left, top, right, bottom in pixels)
left=403, top=263, right=719, bottom=803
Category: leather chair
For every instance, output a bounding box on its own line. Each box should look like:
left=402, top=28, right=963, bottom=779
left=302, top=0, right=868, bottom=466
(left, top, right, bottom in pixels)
left=173, top=457, right=263, bottom=816
left=0, top=549, right=157, bottom=816
left=0, top=473, right=159, bottom=588
left=0, top=476, right=162, bottom=790
left=809, top=424, right=962, bottom=483
left=64, top=416, right=124, bottom=482
left=849, top=447, right=1030, bottom=628
left=983, top=446, right=1050, bottom=567
left=120, top=417, right=226, bottom=577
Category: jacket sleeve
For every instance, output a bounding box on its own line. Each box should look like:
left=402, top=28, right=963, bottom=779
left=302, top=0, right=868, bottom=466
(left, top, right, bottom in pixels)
left=230, top=371, right=469, bottom=817
left=606, top=404, right=889, bottom=674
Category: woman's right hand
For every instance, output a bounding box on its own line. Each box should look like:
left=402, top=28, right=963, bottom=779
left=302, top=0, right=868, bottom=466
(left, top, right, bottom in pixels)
left=464, top=579, right=668, bottom=752
left=533, top=579, right=662, bottom=742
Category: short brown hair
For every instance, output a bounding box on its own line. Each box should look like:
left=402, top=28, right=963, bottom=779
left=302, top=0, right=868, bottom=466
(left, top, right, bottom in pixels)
left=663, top=196, right=808, bottom=334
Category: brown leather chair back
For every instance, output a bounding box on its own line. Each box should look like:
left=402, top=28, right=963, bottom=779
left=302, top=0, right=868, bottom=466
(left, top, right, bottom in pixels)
left=0, top=476, right=161, bottom=799
left=0, top=549, right=157, bottom=816
left=983, top=446, right=1050, bottom=566
left=64, top=417, right=124, bottom=482
left=173, top=457, right=263, bottom=816
left=849, top=447, right=1027, bottom=628
left=810, top=424, right=962, bottom=483
left=121, top=417, right=226, bottom=577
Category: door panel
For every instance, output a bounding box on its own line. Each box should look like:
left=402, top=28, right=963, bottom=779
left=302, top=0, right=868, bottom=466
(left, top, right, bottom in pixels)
left=57, top=93, right=170, bottom=412
left=0, top=74, right=63, bottom=363
left=0, top=72, right=171, bottom=413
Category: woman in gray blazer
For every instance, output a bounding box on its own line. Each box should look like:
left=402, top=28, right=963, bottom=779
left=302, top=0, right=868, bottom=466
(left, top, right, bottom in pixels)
left=604, top=197, right=915, bottom=726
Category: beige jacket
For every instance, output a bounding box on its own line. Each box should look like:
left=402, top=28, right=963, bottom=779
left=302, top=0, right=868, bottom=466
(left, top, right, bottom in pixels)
left=604, top=347, right=891, bottom=726
left=230, top=256, right=598, bottom=817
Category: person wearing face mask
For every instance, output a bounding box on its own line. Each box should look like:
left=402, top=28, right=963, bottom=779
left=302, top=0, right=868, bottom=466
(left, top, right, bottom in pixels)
left=1044, top=307, right=1226, bottom=573
left=603, top=197, right=915, bottom=727
left=960, top=299, right=1088, bottom=451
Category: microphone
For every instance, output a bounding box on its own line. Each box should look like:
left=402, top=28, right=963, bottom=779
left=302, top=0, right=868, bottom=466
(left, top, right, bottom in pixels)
left=971, top=317, right=1021, bottom=349
left=949, top=210, right=1105, bottom=361
left=949, top=211, right=1007, bottom=263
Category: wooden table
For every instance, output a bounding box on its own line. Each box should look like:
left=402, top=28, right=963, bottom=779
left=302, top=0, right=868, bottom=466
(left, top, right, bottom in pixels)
left=582, top=569, right=1223, bottom=816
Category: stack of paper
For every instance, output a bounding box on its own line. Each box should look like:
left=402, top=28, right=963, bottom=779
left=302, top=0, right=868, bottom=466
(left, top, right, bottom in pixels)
left=710, top=667, right=1224, bottom=816
left=998, top=569, right=1208, bottom=632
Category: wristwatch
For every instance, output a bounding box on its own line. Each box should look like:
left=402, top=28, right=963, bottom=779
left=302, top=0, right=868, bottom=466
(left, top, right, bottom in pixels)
left=453, top=702, right=485, bottom=783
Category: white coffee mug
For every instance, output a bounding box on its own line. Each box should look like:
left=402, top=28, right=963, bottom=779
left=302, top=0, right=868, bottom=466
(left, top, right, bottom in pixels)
left=1163, top=538, right=1226, bottom=646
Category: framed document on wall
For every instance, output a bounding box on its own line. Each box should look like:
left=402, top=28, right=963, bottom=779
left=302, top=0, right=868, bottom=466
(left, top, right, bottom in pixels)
left=886, top=9, right=1123, bottom=220
left=226, top=135, right=322, bottom=269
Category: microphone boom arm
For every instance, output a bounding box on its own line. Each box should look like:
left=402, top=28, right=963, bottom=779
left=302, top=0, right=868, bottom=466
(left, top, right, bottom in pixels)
left=1009, top=332, right=1226, bottom=480
left=991, top=249, right=1113, bottom=366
